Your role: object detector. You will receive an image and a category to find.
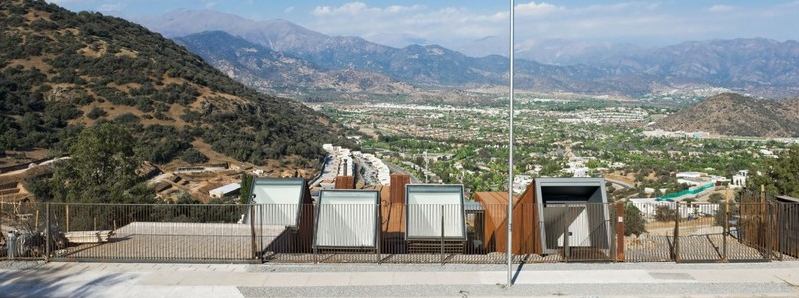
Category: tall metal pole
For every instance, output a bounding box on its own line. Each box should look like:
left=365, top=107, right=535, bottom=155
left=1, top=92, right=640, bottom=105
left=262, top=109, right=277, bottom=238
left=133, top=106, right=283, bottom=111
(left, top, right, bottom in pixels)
left=507, top=0, right=515, bottom=288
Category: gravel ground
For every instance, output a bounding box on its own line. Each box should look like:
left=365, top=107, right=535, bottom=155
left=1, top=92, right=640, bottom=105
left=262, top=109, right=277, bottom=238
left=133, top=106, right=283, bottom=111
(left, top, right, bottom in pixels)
left=0, top=260, right=45, bottom=270
left=238, top=282, right=799, bottom=297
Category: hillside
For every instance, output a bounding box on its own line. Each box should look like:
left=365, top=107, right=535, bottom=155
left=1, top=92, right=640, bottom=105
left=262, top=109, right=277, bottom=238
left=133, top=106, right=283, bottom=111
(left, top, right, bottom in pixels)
left=175, top=31, right=416, bottom=99
left=0, top=0, right=351, bottom=170
left=653, top=93, right=799, bottom=138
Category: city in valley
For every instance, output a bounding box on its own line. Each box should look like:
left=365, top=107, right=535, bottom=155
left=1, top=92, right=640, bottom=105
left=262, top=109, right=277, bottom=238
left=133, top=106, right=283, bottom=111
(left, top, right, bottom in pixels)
left=308, top=92, right=797, bottom=203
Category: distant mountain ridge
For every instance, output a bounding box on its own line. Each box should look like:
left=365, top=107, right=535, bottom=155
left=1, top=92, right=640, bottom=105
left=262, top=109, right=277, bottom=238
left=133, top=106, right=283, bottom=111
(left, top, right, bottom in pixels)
left=175, top=31, right=415, bottom=98
left=130, top=9, right=799, bottom=98
left=653, top=93, right=799, bottom=138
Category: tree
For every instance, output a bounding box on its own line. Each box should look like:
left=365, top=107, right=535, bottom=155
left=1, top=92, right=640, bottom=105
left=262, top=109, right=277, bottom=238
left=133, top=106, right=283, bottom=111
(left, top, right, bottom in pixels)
left=180, top=148, right=208, bottom=164
left=50, top=123, right=153, bottom=203
left=624, top=203, right=647, bottom=236
left=708, top=193, right=724, bottom=204
left=654, top=205, right=676, bottom=222
left=749, top=145, right=799, bottom=197
left=239, top=173, right=253, bottom=204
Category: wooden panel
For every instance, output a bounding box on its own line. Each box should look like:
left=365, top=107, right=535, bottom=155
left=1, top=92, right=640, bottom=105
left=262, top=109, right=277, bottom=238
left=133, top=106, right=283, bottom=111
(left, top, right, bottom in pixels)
left=474, top=181, right=542, bottom=255
left=389, top=174, right=409, bottom=204
left=296, top=183, right=315, bottom=253
left=515, top=181, right=541, bottom=255
left=364, top=183, right=406, bottom=253
left=334, top=176, right=355, bottom=189
left=475, top=192, right=508, bottom=253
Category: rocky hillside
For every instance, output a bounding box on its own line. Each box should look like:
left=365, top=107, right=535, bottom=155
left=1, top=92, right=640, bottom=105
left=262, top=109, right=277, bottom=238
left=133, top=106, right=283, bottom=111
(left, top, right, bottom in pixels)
left=654, top=93, right=799, bottom=137
left=0, top=0, right=352, bottom=168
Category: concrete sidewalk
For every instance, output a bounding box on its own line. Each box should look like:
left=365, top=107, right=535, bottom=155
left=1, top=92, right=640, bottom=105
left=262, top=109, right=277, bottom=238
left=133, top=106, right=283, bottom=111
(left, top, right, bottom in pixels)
left=2, top=261, right=799, bottom=297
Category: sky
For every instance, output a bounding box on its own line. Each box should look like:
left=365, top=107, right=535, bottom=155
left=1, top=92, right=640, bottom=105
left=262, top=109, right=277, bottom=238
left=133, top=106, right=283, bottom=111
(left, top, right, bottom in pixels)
left=49, top=0, right=799, bottom=55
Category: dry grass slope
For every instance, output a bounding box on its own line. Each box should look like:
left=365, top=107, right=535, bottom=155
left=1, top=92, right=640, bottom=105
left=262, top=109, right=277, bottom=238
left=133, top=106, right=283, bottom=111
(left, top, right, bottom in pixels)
left=654, top=93, right=799, bottom=138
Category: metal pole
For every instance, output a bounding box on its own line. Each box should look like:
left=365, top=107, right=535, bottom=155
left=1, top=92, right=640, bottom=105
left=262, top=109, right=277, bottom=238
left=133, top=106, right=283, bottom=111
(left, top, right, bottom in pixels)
left=723, top=188, right=729, bottom=262
left=564, top=204, right=569, bottom=262
left=616, top=202, right=625, bottom=262
left=45, top=203, right=50, bottom=262
left=507, top=0, right=515, bottom=288
left=376, top=203, right=382, bottom=264
left=260, top=204, right=264, bottom=262
left=674, top=202, right=681, bottom=262
left=441, top=204, right=445, bottom=266
left=250, top=205, right=257, bottom=260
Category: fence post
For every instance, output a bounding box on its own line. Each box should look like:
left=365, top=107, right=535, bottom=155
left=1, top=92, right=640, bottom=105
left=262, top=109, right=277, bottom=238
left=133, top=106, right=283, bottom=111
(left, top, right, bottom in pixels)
left=250, top=205, right=257, bottom=260
left=440, top=204, right=445, bottom=266
left=376, top=203, right=381, bottom=264
left=674, top=202, right=680, bottom=263
left=616, top=202, right=624, bottom=262
left=259, top=205, right=264, bottom=262
left=65, top=204, right=70, bottom=232
left=759, top=185, right=767, bottom=260
left=45, top=203, right=50, bottom=262
left=564, top=203, right=569, bottom=262
left=767, top=202, right=774, bottom=261
left=722, top=188, right=729, bottom=262
left=778, top=202, right=784, bottom=261
left=313, top=204, right=318, bottom=264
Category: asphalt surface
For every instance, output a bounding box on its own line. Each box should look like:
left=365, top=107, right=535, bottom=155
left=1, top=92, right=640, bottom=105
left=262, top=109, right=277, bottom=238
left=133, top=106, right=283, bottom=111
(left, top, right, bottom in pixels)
left=2, top=261, right=799, bottom=297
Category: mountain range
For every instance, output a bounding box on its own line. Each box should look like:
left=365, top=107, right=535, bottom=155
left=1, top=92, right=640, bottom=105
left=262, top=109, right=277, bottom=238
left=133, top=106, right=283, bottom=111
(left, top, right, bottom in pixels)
left=130, top=9, right=799, bottom=99
left=174, top=31, right=416, bottom=99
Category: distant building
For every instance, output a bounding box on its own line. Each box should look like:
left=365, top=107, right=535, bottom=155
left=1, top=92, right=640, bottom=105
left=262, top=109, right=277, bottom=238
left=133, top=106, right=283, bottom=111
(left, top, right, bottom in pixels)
left=209, top=183, right=240, bottom=199
left=731, top=170, right=749, bottom=188
left=512, top=175, right=533, bottom=194
left=676, top=172, right=703, bottom=179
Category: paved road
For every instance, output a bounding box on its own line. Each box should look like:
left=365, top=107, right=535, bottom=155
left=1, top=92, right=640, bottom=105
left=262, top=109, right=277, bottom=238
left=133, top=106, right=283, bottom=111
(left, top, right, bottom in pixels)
left=383, top=161, right=422, bottom=184
left=605, top=178, right=633, bottom=190
left=2, top=261, right=799, bottom=297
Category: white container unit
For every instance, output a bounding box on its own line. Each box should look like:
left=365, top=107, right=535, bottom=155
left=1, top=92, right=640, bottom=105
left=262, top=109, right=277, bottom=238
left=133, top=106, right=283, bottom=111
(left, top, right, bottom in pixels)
left=313, top=190, right=380, bottom=249
left=246, top=178, right=307, bottom=227
left=405, top=184, right=467, bottom=241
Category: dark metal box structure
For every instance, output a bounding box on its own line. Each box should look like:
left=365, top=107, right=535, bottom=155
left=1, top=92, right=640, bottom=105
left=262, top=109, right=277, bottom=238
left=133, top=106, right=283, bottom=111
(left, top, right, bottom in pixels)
left=475, top=178, right=611, bottom=256
left=535, top=178, right=611, bottom=254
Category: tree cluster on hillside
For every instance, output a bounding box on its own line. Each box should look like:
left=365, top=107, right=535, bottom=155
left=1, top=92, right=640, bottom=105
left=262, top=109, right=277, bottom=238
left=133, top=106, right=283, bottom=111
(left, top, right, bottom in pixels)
left=748, top=145, right=799, bottom=197
left=28, top=124, right=155, bottom=203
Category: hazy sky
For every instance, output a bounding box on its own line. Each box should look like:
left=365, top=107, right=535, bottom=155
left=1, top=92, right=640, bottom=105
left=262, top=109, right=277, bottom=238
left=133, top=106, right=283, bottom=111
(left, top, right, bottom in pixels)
left=49, top=0, right=799, bottom=51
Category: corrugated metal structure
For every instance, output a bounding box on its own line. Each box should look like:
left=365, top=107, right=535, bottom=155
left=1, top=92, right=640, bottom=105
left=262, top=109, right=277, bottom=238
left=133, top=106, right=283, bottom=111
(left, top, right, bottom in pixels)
left=208, top=183, right=240, bottom=198
left=246, top=178, right=306, bottom=226
left=245, top=178, right=314, bottom=253
left=405, top=184, right=466, bottom=241
left=313, top=190, right=380, bottom=250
